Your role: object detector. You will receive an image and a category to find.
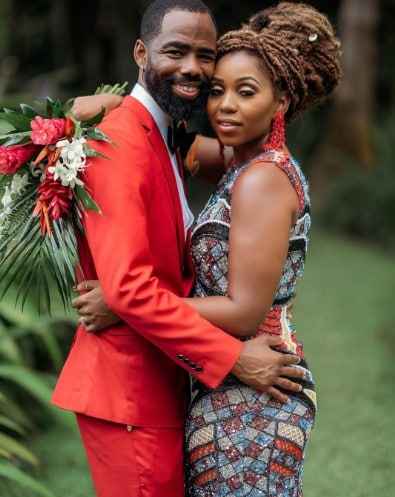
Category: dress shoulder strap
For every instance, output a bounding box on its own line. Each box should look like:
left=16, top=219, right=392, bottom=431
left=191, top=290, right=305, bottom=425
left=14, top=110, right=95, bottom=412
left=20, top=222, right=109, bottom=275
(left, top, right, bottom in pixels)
left=251, top=150, right=307, bottom=214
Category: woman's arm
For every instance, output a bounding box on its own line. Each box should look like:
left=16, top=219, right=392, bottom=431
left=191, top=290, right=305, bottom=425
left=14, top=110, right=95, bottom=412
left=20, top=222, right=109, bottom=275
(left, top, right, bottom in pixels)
left=185, top=135, right=233, bottom=184
left=71, top=94, right=123, bottom=121
left=184, top=162, right=299, bottom=337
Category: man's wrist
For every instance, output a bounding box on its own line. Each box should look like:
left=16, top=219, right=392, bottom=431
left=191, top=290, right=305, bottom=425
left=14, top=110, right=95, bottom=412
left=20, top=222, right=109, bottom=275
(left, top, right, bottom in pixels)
left=230, top=342, right=246, bottom=376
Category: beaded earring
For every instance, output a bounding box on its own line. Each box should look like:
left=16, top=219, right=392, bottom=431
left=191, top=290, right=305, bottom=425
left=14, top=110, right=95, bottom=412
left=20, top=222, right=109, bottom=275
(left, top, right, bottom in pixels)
left=262, top=110, right=286, bottom=152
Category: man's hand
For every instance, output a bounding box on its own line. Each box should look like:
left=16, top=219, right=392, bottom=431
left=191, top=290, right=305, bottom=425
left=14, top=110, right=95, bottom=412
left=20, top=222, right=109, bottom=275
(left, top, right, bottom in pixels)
left=232, top=334, right=304, bottom=403
left=72, top=280, right=121, bottom=332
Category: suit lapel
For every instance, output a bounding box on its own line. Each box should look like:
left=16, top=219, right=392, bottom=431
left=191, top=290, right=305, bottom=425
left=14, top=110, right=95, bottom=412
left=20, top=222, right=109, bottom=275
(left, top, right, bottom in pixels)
left=124, top=97, right=186, bottom=265
left=147, top=128, right=186, bottom=261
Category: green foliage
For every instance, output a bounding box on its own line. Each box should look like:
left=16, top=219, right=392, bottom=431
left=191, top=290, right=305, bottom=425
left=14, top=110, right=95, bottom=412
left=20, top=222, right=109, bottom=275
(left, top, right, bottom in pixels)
left=94, top=82, right=129, bottom=96
left=0, top=84, right=123, bottom=312
left=0, top=181, right=79, bottom=313
left=320, top=115, right=395, bottom=249
left=0, top=110, right=32, bottom=131
left=0, top=299, right=75, bottom=496
left=0, top=120, right=15, bottom=134
left=0, top=462, right=56, bottom=497
left=298, top=231, right=395, bottom=497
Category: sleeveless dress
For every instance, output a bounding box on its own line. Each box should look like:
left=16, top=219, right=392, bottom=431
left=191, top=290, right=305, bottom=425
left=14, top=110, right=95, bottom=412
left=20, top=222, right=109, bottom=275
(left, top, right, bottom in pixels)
left=185, top=150, right=316, bottom=497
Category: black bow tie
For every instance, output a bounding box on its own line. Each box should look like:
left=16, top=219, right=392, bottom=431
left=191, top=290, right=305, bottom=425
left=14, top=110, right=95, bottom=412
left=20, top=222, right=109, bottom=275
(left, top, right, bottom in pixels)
left=167, top=122, right=196, bottom=159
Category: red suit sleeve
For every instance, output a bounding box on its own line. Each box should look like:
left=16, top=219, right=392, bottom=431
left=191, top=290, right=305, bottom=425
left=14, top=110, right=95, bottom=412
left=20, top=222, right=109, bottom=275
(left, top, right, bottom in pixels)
left=82, top=113, right=243, bottom=389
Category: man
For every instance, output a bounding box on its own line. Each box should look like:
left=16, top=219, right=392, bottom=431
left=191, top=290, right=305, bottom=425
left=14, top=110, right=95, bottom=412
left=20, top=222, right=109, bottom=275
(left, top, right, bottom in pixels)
left=52, top=1, right=303, bottom=496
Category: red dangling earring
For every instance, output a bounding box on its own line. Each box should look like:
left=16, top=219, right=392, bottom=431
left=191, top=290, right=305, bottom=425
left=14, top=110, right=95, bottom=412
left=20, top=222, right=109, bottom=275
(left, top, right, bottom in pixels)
left=262, top=110, right=286, bottom=152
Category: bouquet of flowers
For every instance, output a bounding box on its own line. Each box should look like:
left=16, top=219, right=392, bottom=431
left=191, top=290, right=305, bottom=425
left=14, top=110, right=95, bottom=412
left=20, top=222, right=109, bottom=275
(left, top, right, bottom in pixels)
left=0, top=83, right=127, bottom=312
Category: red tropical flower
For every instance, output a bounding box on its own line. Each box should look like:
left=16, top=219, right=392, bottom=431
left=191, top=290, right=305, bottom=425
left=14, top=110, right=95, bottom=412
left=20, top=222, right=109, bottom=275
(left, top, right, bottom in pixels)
left=31, top=116, right=66, bottom=145
left=36, top=173, right=73, bottom=221
left=0, top=144, right=39, bottom=175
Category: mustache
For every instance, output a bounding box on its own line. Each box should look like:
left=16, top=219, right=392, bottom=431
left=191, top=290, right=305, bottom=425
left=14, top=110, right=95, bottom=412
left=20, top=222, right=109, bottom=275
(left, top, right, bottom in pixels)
left=166, top=75, right=211, bottom=87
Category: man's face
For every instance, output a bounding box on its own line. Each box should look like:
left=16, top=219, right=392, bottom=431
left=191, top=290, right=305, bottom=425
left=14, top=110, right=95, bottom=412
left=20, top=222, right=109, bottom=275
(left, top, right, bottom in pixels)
left=143, top=10, right=217, bottom=121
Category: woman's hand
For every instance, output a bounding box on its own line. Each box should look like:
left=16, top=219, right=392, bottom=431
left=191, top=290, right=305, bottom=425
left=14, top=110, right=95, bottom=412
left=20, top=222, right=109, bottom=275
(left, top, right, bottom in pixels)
left=71, top=94, right=123, bottom=121
left=72, top=280, right=121, bottom=332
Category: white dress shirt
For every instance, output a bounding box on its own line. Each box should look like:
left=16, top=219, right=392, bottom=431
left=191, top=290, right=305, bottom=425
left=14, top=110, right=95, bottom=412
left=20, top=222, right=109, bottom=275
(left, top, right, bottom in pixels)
left=131, top=84, right=194, bottom=236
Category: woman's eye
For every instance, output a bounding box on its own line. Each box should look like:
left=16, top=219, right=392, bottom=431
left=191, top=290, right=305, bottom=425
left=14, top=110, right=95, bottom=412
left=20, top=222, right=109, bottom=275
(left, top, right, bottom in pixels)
left=239, top=89, right=255, bottom=97
left=210, top=87, right=223, bottom=96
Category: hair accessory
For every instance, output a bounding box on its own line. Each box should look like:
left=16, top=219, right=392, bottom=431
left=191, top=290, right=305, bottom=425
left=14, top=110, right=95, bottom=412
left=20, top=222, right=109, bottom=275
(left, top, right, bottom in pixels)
left=250, top=13, right=270, bottom=31
left=308, top=33, right=318, bottom=42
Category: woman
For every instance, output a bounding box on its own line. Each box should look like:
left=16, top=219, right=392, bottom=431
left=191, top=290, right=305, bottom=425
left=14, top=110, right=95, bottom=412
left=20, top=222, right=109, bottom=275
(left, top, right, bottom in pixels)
left=73, top=3, right=342, bottom=495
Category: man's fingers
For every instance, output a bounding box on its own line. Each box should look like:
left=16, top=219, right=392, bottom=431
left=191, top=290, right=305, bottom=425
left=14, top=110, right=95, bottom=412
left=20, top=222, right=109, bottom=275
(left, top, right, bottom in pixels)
left=274, top=377, right=302, bottom=393
left=72, top=296, right=85, bottom=309
left=75, top=280, right=100, bottom=293
left=280, top=354, right=301, bottom=366
left=86, top=323, right=99, bottom=333
left=78, top=306, right=93, bottom=318
left=260, top=335, right=283, bottom=348
left=267, top=386, right=289, bottom=403
left=78, top=315, right=94, bottom=326
left=279, top=366, right=305, bottom=379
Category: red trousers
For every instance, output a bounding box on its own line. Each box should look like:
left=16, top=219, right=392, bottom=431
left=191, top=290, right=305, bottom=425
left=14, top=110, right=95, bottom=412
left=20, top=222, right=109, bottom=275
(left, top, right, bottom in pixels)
left=76, top=414, right=185, bottom=497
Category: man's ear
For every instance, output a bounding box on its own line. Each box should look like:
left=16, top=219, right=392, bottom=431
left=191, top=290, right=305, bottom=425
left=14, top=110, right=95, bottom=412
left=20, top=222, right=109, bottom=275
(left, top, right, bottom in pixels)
left=134, top=39, right=147, bottom=70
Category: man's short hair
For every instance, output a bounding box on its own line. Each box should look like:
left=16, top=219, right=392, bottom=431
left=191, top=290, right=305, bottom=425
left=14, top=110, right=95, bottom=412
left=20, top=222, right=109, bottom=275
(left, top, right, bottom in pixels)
left=140, top=0, right=216, bottom=44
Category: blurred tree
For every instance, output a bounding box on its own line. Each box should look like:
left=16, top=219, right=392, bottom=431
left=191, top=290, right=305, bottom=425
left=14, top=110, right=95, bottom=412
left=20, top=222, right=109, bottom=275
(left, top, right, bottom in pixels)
left=312, top=0, right=380, bottom=196
left=0, top=0, right=17, bottom=99
left=2, top=0, right=341, bottom=96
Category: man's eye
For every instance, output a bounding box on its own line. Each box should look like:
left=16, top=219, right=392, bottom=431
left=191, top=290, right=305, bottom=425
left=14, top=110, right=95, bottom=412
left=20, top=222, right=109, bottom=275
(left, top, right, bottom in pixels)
left=167, top=50, right=183, bottom=57
left=199, top=55, right=215, bottom=63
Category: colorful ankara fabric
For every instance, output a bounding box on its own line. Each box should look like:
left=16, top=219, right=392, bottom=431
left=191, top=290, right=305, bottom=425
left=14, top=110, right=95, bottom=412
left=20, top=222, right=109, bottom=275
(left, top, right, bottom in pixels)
left=186, top=150, right=316, bottom=497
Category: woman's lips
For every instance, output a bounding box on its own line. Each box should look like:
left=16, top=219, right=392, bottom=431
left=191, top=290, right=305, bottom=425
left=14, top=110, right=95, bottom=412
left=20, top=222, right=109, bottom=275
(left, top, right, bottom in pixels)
left=216, top=120, right=242, bottom=133
left=172, top=83, right=200, bottom=100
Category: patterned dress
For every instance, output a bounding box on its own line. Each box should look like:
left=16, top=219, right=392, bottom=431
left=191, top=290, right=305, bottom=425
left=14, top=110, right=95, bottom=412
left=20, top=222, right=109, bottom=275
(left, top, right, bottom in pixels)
left=185, top=150, right=316, bottom=497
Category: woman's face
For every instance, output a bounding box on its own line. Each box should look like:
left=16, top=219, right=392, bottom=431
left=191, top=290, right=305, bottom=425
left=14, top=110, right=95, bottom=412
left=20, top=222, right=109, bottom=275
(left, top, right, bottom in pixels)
left=207, top=50, right=280, bottom=149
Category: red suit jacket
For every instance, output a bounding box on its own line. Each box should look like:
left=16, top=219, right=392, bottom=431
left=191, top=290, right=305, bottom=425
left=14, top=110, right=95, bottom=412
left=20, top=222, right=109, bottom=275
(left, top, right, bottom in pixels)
left=52, top=96, right=243, bottom=427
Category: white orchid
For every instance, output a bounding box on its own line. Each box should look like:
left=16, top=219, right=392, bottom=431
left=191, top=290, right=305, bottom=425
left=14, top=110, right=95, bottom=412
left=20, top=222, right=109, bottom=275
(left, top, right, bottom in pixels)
left=49, top=137, right=87, bottom=188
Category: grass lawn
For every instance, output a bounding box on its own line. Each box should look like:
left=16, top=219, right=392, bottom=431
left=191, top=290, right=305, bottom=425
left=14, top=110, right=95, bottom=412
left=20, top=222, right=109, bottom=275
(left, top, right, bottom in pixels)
left=31, top=230, right=395, bottom=497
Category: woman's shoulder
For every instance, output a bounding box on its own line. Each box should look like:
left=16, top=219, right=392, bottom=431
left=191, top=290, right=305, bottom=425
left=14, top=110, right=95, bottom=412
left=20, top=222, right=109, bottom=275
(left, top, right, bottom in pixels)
left=243, top=150, right=309, bottom=214
left=231, top=158, right=299, bottom=216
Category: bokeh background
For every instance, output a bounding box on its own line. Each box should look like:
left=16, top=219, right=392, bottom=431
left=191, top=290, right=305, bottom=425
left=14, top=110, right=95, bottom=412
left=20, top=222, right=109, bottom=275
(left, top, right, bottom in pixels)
left=0, top=1, right=394, bottom=496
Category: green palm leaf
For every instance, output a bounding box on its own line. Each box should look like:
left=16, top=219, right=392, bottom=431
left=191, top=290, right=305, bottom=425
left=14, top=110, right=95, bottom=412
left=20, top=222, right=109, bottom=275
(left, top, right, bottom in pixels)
left=0, top=393, right=32, bottom=430
left=0, top=182, right=78, bottom=312
left=0, top=433, right=38, bottom=466
left=0, top=365, right=53, bottom=406
left=4, top=324, right=64, bottom=371
left=0, top=326, right=24, bottom=364
left=0, top=462, right=56, bottom=497
left=0, top=365, right=74, bottom=429
left=0, top=415, right=26, bottom=435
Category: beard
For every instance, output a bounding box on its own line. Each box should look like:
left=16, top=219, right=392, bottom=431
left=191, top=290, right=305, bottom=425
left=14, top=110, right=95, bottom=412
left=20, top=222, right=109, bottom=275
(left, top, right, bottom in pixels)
left=144, top=62, right=210, bottom=122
